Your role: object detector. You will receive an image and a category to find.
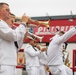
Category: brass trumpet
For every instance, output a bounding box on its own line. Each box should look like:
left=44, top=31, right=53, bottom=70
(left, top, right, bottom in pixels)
left=28, top=32, right=44, bottom=42
left=15, top=17, right=50, bottom=28
left=29, top=19, right=50, bottom=28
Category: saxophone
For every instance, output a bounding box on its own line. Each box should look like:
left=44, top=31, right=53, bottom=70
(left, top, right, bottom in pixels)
left=64, top=51, right=71, bottom=67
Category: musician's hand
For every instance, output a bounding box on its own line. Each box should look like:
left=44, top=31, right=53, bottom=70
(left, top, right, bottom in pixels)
left=41, top=48, right=47, bottom=52
left=45, top=65, right=50, bottom=72
left=21, top=14, right=30, bottom=24
left=65, top=58, right=69, bottom=65
left=35, top=44, right=41, bottom=50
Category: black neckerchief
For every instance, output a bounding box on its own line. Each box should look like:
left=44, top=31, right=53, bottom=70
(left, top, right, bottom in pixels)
left=32, top=46, right=37, bottom=51
left=14, top=41, right=18, bottom=49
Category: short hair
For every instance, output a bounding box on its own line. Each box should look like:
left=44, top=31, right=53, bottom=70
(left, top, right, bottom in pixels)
left=10, top=13, right=15, bottom=16
left=10, top=13, right=15, bottom=18
left=59, top=31, right=65, bottom=34
left=0, top=2, right=9, bottom=8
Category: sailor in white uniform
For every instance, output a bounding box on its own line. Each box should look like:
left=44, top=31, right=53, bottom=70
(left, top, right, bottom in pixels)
left=24, top=36, right=46, bottom=75
left=47, top=27, right=76, bottom=75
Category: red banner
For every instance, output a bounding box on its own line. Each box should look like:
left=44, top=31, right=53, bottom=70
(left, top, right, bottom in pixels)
left=33, top=19, right=76, bottom=42
left=14, top=19, right=76, bottom=42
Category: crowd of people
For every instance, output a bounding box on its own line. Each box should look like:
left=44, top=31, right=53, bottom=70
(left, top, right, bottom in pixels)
left=0, top=2, right=76, bottom=75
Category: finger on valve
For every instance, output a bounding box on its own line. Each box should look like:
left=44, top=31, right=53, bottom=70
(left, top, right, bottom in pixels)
left=21, top=13, right=29, bottom=24
left=35, top=44, right=41, bottom=50
left=41, top=48, right=47, bottom=52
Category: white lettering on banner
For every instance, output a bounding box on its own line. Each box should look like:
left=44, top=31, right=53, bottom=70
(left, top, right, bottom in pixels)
left=35, top=25, right=74, bottom=35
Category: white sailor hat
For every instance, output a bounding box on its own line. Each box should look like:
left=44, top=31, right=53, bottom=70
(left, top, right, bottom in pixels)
left=27, top=36, right=37, bottom=41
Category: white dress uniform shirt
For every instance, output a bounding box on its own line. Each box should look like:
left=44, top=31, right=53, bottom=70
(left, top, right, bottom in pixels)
left=24, top=44, right=42, bottom=75
left=24, top=44, right=41, bottom=67
left=0, top=20, right=26, bottom=66
left=47, top=27, right=76, bottom=75
left=47, top=27, right=76, bottom=65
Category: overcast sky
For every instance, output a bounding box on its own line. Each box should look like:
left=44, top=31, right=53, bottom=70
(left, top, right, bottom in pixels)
left=0, top=0, right=76, bottom=17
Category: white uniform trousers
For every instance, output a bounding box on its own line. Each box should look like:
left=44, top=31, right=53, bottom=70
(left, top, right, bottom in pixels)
left=0, top=65, right=16, bottom=75
left=49, top=65, right=72, bottom=75
left=26, top=66, right=39, bottom=75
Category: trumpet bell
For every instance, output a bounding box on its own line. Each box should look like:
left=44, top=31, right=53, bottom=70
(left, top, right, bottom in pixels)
left=29, top=19, right=50, bottom=28
left=38, top=36, right=44, bottom=42
left=38, top=19, right=50, bottom=27
left=28, top=32, right=44, bottom=42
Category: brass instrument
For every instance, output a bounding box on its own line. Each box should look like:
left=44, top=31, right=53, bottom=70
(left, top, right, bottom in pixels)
left=28, top=32, right=44, bottom=42
left=45, top=65, right=52, bottom=75
left=29, top=19, right=50, bottom=28
left=23, top=27, right=44, bottom=42
left=15, top=17, right=50, bottom=28
left=64, top=51, right=71, bottom=67
left=38, top=20, right=50, bottom=28
left=14, top=19, right=50, bottom=28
